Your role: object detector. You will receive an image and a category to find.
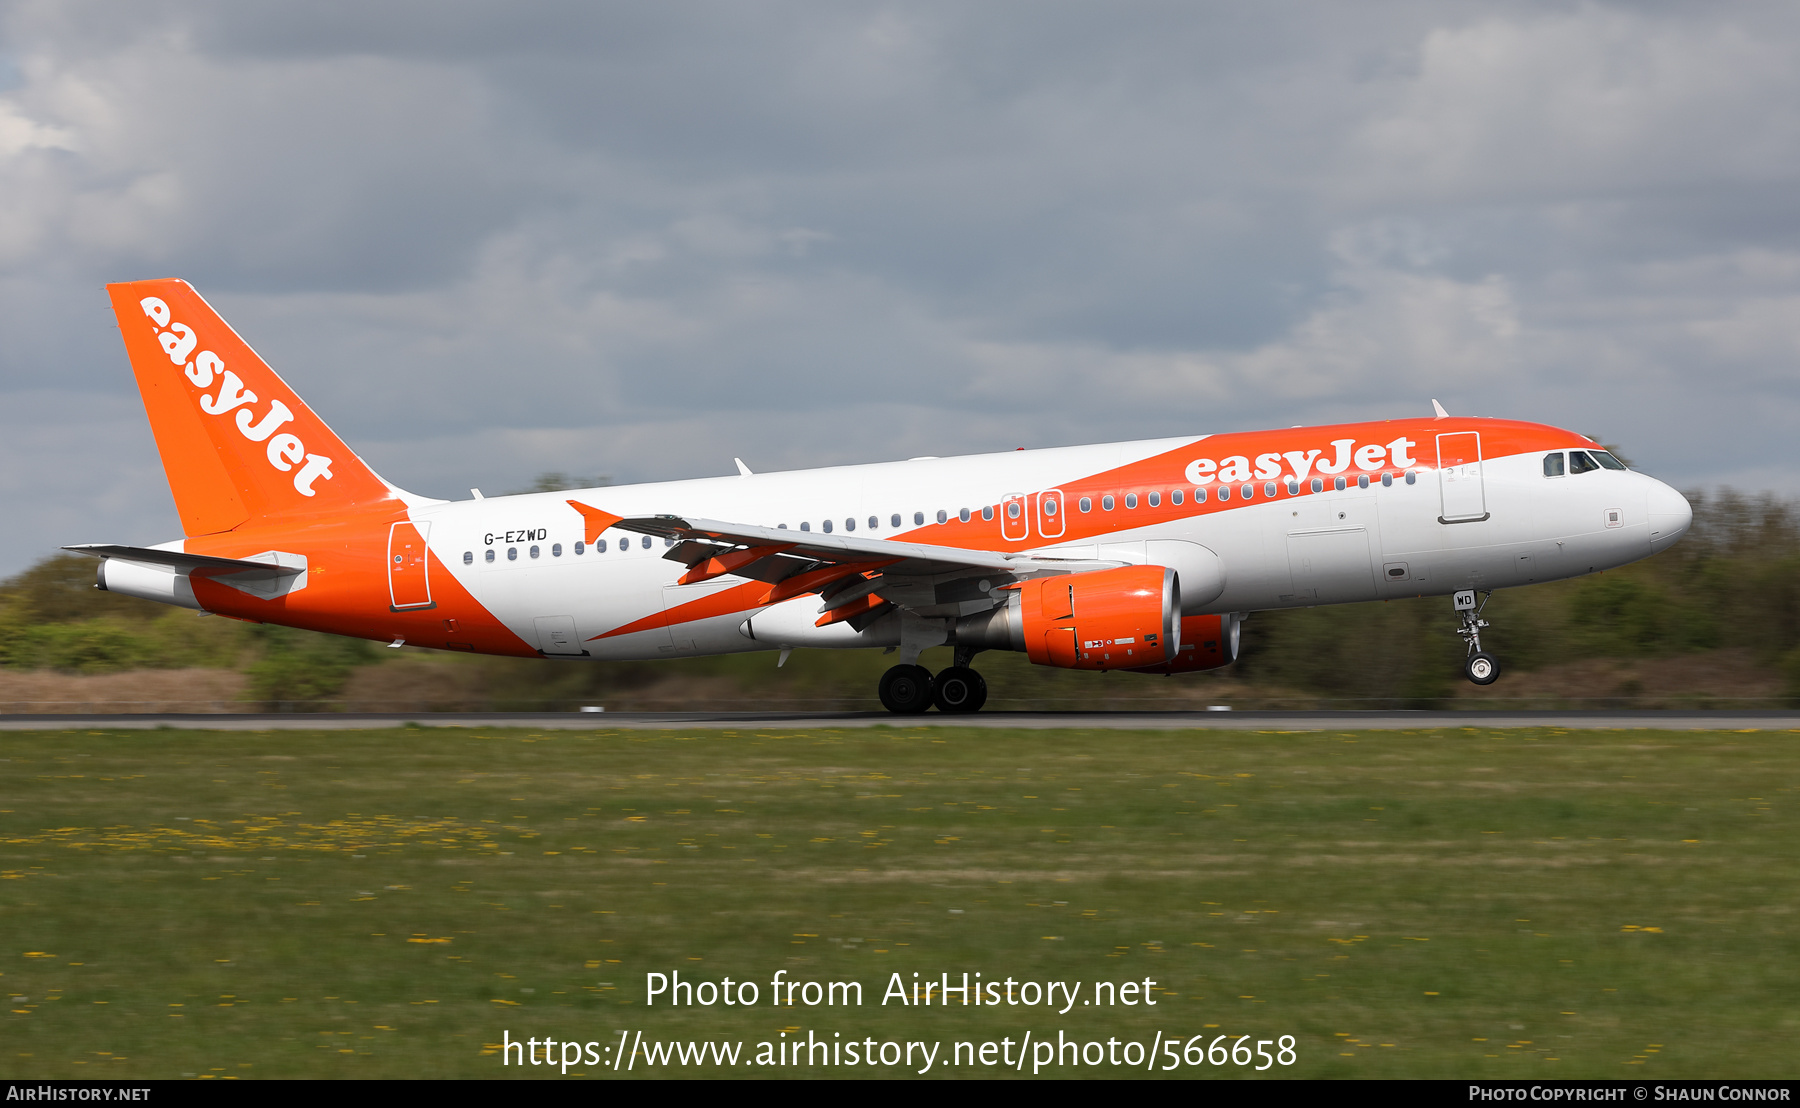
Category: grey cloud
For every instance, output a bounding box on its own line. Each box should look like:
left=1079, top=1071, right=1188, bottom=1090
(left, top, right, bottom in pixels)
left=1, top=1, right=1798, bottom=574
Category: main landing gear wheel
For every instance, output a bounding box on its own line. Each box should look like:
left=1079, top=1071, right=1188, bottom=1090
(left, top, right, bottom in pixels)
left=933, top=666, right=988, bottom=714
left=878, top=664, right=935, bottom=714
left=1464, top=652, right=1500, bottom=685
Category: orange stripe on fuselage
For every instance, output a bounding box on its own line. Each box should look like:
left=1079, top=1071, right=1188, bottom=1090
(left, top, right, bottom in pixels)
left=593, top=561, right=898, bottom=641
left=880, top=416, right=1589, bottom=552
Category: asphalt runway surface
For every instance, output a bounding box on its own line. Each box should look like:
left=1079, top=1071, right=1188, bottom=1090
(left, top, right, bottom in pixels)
left=1, top=709, right=1797, bottom=731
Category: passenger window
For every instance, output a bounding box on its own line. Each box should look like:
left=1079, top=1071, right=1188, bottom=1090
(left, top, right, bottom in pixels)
left=1101, top=495, right=1115, bottom=510
left=958, top=508, right=971, bottom=523
left=1381, top=472, right=1392, bottom=487
left=1171, top=489, right=1183, bottom=506
left=1217, top=486, right=1230, bottom=502
left=823, top=519, right=834, bottom=533
left=1148, top=491, right=1160, bottom=507
left=844, top=517, right=854, bottom=531
left=1311, top=477, right=1323, bottom=493
left=1334, top=476, right=1347, bottom=491
left=1594, top=451, right=1626, bottom=471
left=1543, top=452, right=1565, bottom=477
left=1285, top=479, right=1298, bottom=495
left=871, top=515, right=880, bottom=529
left=596, top=539, right=607, bottom=552
left=1193, top=487, right=1206, bottom=503
left=530, top=545, right=540, bottom=559
left=913, top=512, right=924, bottom=526
left=574, top=541, right=585, bottom=554
left=1569, top=451, right=1600, bottom=474
left=1405, top=470, right=1417, bottom=485
left=1356, top=474, right=1369, bottom=489
left=800, top=522, right=811, bottom=532
left=462, top=551, right=473, bottom=565
left=485, top=549, right=495, bottom=563
left=936, top=510, right=947, bottom=524
left=507, top=547, right=518, bottom=561
left=552, top=543, right=562, bottom=557
left=642, top=536, right=652, bottom=549
left=1079, top=497, right=1092, bottom=512
left=1124, top=493, right=1137, bottom=509
left=981, top=506, right=994, bottom=521
left=1265, top=481, right=1277, bottom=497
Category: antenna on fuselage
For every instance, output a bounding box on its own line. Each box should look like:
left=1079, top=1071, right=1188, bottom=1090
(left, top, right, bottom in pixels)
left=1431, top=399, right=1450, bottom=419
left=734, top=458, right=754, bottom=477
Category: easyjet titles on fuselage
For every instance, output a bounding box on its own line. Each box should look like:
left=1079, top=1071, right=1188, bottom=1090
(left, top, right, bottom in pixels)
left=1184, top=436, right=1420, bottom=486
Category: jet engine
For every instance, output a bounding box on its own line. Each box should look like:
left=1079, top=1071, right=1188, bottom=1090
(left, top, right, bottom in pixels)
left=1124, top=613, right=1242, bottom=674
left=954, top=564, right=1179, bottom=670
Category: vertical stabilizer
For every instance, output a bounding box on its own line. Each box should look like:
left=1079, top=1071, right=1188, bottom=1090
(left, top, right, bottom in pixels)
left=106, top=279, right=395, bottom=535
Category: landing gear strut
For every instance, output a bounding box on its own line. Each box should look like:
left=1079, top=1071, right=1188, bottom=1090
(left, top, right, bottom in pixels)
left=1454, top=588, right=1500, bottom=685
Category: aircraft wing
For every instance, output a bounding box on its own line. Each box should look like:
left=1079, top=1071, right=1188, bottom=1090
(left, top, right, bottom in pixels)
left=615, top=513, right=1117, bottom=578
left=609, top=513, right=1122, bottom=629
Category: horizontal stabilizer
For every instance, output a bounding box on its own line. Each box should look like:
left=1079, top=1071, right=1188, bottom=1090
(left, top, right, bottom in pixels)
left=62, top=544, right=304, bottom=578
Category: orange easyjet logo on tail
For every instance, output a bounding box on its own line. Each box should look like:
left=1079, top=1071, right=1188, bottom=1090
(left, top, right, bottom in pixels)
left=136, top=296, right=336, bottom=497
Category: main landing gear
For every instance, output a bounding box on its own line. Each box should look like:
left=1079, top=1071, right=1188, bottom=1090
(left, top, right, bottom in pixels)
left=878, top=648, right=989, bottom=714
left=1454, top=588, right=1500, bottom=685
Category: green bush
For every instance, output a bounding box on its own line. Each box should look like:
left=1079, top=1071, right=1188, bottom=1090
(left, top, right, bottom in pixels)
left=243, top=624, right=379, bottom=710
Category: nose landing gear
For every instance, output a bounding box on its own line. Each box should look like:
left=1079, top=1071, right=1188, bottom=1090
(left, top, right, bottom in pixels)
left=1454, top=588, right=1500, bottom=685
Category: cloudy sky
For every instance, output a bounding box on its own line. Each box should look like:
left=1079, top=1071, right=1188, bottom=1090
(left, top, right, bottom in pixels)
left=2, top=1, right=1797, bottom=574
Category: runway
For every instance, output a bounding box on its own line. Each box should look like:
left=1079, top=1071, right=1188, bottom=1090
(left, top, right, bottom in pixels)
left=2, top=709, right=1797, bottom=731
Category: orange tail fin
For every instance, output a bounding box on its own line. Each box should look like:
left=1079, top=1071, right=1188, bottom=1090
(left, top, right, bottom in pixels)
left=106, top=279, right=396, bottom=535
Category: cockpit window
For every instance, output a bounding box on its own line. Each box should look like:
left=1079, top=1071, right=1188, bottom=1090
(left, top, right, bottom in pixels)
left=1593, top=450, right=1627, bottom=471
left=1569, top=450, right=1601, bottom=474
left=1543, top=452, right=1565, bottom=477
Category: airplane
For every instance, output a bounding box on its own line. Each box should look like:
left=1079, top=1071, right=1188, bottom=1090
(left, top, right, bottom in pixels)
left=68, top=279, right=1694, bottom=714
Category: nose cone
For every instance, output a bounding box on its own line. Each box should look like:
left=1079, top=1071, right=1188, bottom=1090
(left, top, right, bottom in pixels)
left=1647, top=480, right=1692, bottom=552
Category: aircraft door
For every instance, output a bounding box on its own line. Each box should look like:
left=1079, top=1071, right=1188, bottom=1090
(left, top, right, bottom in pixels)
left=1002, top=493, right=1030, bottom=542
left=1036, top=489, right=1065, bottom=539
left=1436, top=432, right=1489, bottom=523
left=387, top=521, right=434, bottom=610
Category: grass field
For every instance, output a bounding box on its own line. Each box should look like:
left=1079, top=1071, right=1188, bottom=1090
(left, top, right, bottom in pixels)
left=1, top=723, right=1796, bottom=1079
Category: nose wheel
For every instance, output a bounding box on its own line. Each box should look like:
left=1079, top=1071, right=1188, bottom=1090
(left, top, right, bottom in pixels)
left=1453, top=589, right=1500, bottom=685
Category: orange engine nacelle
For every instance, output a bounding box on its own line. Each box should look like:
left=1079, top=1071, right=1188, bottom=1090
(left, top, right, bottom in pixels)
left=1125, top=613, right=1242, bottom=675
left=1010, top=565, right=1179, bottom=670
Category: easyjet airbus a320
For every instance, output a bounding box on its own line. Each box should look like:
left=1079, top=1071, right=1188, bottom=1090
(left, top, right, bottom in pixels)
left=71, top=280, right=1694, bottom=713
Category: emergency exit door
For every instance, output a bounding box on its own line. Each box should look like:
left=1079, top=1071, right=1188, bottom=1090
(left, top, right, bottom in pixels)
left=387, top=521, right=435, bottom=610
left=1436, top=432, right=1489, bottom=523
